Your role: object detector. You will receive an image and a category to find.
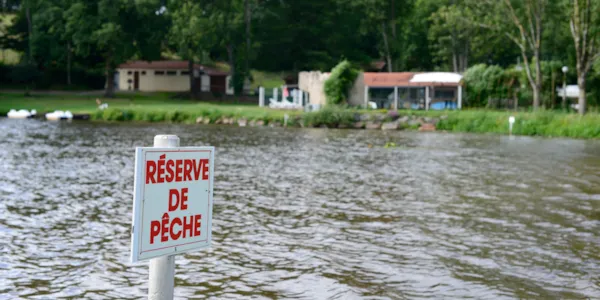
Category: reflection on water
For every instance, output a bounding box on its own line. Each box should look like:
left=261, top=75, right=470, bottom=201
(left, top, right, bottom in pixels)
left=0, top=119, right=599, bottom=299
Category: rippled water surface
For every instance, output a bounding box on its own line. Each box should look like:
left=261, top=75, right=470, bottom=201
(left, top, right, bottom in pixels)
left=1, top=119, right=599, bottom=299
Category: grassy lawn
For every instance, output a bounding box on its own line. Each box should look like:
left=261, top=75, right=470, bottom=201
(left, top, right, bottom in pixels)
left=0, top=91, right=299, bottom=122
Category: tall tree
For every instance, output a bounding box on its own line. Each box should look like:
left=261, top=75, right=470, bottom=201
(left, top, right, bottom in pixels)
left=569, top=0, right=600, bottom=114
left=168, top=0, right=207, bottom=97
left=428, top=2, right=473, bottom=72
left=354, top=0, right=413, bottom=72
left=66, top=0, right=165, bottom=97
left=470, top=0, right=548, bottom=109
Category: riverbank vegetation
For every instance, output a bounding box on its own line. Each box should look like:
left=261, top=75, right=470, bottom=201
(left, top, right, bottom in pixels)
left=3, top=93, right=599, bottom=139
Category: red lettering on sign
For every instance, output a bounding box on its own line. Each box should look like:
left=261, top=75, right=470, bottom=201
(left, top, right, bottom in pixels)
left=157, top=157, right=165, bottom=183
left=150, top=220, right=160, bottom=244
left=168, top=189, right=179, bottom=212
left=202, top=159, right=209, bottom=180
left=170, top=217, right=182, bottom=240
left=183, top=215, right=194, bottom=238
left=145, top=155, right=210, bottom=185
left=161, top=213, right=170, bottom=242
left=183, top=160, right=192, bottom=181
left=146, top=161, right=156, bottom=184
left=165, top=159, right=174, bottom=182
left=194, top=214, right=201, bottom=237
left=148, top=214, right=203, bottom=243
left=175, top=159, right=183, bottom=182
left=181, top=188, right=188, bottom=210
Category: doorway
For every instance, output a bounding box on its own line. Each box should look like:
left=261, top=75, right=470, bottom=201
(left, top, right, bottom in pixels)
left=134, top=71, right=139, bottom=90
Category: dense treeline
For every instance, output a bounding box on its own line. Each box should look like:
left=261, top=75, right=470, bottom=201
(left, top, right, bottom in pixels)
left=0, top=0, right=599, bottom=112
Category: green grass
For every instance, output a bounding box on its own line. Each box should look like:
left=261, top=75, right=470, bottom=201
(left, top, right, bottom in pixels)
left=2, top=91, right=600, bottom=139
left=250, top=70, right=285, bottom=89
left=435, top=109, right=600, bottom=138
left=0, top=91, right=299, bottom=124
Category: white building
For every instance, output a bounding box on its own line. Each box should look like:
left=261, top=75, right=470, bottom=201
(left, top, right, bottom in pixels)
left=116, top=60, right=234, bottom=95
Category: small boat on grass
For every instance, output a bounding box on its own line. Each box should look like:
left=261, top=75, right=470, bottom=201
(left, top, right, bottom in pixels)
left=45, top=110, right=73, bottom=121
left=7, top=109, right=37, bottom=119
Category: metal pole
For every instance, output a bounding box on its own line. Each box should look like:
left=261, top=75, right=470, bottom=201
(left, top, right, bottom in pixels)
left=148, top=135, right=179, bottom=300
left=259, top=87, right=265, bottom=107
left=393, top=86, right=398, bottom=110
left=457, top=85, right=462, bottom=110
left=364, top=86, right=369, bottom=108
left=425, top=87, right=429, bottom=111
left=562, top=73, right=566, bottom=110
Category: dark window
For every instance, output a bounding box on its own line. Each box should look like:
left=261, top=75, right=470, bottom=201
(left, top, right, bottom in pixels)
left=181, top=71, right=190, bottom=76
left=127, top=71, right=132, bottom=75
left=435, top=89, right=455, bottom=99
left=141, top=71, right=146, bottom=75
left=166, top=71, right=177, bottom=76
left=127, top=79, right=132, bottom=83
left=155, top=71, right=165, bottom=75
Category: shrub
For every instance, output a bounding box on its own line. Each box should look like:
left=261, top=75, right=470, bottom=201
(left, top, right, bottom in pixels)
left=324, top=60, right=359, bottom=105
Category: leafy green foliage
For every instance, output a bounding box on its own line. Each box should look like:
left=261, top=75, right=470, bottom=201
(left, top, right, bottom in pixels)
left=302, top=106, right=357, bottom=127
left=324, top=60, right=359, bottom=105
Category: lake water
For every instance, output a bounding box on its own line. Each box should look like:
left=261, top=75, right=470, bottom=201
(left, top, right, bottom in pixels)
left=1, top=119, right=599, bottom=299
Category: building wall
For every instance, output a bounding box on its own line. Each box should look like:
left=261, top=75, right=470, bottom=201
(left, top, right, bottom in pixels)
left=118, top=69, right=190, bottom=92
left=348, top=72, right=365, bottom=107
left=298, top=71, right=330, bottom=105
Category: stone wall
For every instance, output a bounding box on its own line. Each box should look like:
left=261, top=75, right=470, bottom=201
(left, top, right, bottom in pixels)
left=298, top=71, right=330, bottom=105
left=348, top=72, right=365, bottom=107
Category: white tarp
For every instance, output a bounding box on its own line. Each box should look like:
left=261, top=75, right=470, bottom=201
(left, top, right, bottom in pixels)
left=410, top=72, right=462, bottom=84
left=556, top=85, right=580, bottom=98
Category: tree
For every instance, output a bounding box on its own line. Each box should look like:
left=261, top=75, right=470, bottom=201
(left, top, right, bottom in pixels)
left=470, top=0, right=548, bottom=109
left=428, top=2, right=473, bottom=72
left=168, top=0, right=207, bottom=97
left=569, top=0, right=600, bottom=114
left=352, top=0, right=413, bottom=72
left=66, top=0, right=165, bottom=97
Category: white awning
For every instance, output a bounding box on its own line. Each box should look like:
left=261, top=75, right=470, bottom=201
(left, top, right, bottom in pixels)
left=410, top=72, right=462, bottom=84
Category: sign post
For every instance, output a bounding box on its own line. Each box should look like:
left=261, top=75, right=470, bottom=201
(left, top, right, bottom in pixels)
left=130, top=135, right=215, bottom=300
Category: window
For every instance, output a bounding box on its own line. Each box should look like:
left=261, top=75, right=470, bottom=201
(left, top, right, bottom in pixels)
left=435, top=89, right=455, bottom=99
left=127, top=71, right=132, bottom=75
left=166, top=71, right=177, bottom=76
left=141, top=71, right=146, bottom=75
left=181, top=71, right=190, bottom=76
left=127, top=79, right=132, bottom=83
left=155, top=71, right=165, bottom=75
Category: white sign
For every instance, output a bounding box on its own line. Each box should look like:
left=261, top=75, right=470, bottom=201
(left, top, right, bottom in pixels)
left=509, top=116, right=515, bottom=124
left=130, top=147, right=215, bottom=262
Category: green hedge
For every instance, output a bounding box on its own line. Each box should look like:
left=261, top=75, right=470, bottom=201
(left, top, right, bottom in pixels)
left=324, top=60, right=359, bottom=105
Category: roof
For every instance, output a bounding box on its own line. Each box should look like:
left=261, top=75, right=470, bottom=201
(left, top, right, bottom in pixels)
left=117, top=60, right=229, bottom=76
left=364, top=72, right=463, bottom=87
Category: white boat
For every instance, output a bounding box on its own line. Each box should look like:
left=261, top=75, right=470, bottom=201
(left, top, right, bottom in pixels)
left=45, top=110, right=73, bottom=121
left=7, top=109, right=37, bottom=119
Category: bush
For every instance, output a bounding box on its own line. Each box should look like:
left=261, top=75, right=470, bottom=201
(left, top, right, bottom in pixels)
left=324, top=60, right=359, bottom=105
left=302, top=107, right=356, bottom=127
